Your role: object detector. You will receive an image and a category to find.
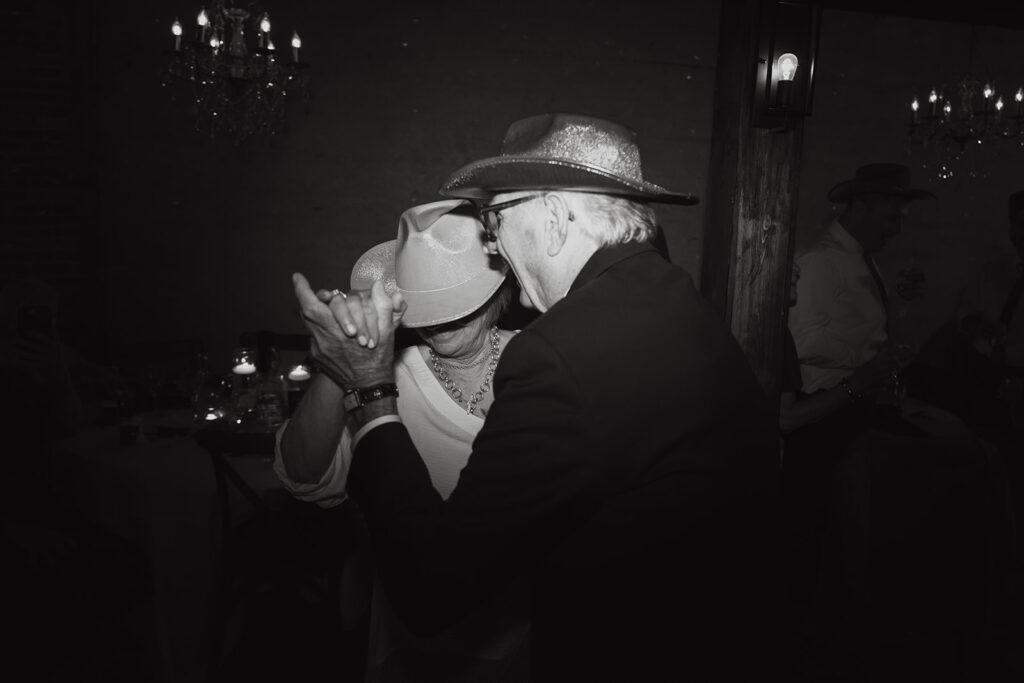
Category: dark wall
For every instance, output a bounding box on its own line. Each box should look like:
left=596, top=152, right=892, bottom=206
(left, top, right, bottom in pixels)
left=87, top=0, right=717, bottom=369
left=2, top=1, right=105, bottom=352
left=7, top=1, right=1024, bottom=372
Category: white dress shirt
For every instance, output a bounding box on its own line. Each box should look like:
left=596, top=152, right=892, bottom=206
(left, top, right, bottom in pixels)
left=788, top=220, right=889, bottom=393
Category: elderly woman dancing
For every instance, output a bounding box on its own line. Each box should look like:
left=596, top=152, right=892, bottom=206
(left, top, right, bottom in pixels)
left=275, top=199, right=528, bottom=682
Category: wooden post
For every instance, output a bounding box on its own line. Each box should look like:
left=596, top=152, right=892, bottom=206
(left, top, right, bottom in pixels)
left=701, top=0, right=805, bottom=404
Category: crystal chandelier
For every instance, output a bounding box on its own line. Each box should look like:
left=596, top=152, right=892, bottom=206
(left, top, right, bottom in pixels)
left=163, top=2, right=311, bottom=145
left=906, top=80, right=1024, bottom=182
left=904, top=25, right=1024, bottom=183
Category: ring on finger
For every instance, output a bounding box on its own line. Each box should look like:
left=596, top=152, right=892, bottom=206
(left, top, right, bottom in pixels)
left=328, top=288, right=347, bottom=300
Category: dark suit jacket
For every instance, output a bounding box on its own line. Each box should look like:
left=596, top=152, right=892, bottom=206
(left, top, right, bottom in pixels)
left=350, top=242, right=781, bottom=681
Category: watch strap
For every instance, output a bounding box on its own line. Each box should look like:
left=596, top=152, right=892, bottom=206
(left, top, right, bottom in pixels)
left=342, top=383, right=399, bottom=411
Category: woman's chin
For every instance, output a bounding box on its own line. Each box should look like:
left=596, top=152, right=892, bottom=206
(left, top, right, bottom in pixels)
left=420, top=329, right=463, bottom=355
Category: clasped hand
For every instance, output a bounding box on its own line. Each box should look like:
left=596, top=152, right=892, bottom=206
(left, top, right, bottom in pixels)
left=292, top=273, right=406, bottom=389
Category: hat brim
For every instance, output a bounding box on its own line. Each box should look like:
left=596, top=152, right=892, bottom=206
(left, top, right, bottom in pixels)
left=828, top=181, right=936, bottom=203
left=440, top=156, right=699, bottom=205
left=349, top=239, right=508, bottom=329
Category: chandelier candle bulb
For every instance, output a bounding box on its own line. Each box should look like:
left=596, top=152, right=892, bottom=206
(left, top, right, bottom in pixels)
left=172, top=19, right=182, bottom=50
left=291, top=31, right=301, bottom=63
left=197, top=8, right=208, bottom=43
left=928, top=89, right=938, bottom=117
left=911, top=98, right=919, bottom=124
left=1016, top=88, right=1023, bottom=116
left=259, top=13, right=270, bottom=49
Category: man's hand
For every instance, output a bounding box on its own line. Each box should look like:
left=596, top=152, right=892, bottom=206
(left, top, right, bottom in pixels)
left=847, top=344, right=903, bottom=396
left=292, top=273, right=405, bottom=389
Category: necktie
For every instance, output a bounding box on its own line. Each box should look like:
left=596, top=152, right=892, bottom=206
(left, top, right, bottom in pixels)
left=863, top=254, right=890, bottom=334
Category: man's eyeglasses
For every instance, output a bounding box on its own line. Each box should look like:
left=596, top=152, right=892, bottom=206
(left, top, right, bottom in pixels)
left=475, top=194, right=544, bottom=242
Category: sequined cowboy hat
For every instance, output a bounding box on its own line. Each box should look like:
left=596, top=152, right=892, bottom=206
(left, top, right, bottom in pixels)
left=827, top=163, right=936, bottom=203
left=349, top=199, right=508, bottom=328
left=438, top=113, right=699, bottom=205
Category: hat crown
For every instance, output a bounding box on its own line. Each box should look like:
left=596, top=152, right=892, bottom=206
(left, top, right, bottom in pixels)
left=501, top=113, right=645, bottom=184
left=827, top=162, right=934, bottom=203
left=349, top=199, right=508, bottom=328
left=853, top=163, right=912, bottom=190
left=396, top=200, right=490, bottom=293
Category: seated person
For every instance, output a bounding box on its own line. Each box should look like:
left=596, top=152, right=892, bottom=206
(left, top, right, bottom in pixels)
left=275, top=200, right=529, bottom=683
left=780, top=167, right=1008, bottom=663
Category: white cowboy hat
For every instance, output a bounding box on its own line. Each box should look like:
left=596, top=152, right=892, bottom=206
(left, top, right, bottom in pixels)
left=349, top=199, right=508, bottom=328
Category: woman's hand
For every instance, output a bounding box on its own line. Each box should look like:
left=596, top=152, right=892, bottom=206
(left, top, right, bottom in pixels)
left=292, top=273, right=405, bottom=389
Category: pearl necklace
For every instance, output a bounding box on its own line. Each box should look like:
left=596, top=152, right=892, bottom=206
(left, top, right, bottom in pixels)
left=428, top=326, right=501, bottom=416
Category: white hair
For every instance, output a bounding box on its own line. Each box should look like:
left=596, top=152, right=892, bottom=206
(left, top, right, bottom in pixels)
left=564, top=192, right=658, bottom=246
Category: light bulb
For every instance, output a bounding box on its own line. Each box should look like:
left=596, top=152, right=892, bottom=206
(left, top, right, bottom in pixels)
left=260, top=14, right=271, bottom=33
left=291, top=32, right=302, bottom=49
left=777, top=53, right=798, bottom=82
left=983, top=83, right=993, bottom=99
left=929, top=89, right=938, bottom=104
left=197, top=8, right=208, bottom=27
left=1015, top=88, right=1023, bottom=103
left=911, top=98, right=919, bottom=112
left=171, top=19, right=182, bottom=36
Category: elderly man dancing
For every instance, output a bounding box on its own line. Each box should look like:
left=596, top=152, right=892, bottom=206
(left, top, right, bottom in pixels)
left=291, top=114, right=780, bottom=682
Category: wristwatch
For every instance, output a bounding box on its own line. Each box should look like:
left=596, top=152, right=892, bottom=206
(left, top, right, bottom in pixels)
left=342, top=383, right=399, bottom=412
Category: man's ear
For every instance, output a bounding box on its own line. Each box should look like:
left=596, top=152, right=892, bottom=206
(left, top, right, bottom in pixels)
left=543, top=192, right=571, bottom=257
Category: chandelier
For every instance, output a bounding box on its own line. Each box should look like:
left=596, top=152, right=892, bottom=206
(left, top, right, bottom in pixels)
left=906, top=80, right=1024, bottom=181
left=163, top=2, right=311, bottom=145
left=904, top=24, right=1024, bottom=183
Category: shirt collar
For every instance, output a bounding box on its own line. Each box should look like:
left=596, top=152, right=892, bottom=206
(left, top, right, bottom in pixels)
left=566, top=241, right=660, bottom=297
left=829, top=219, right=864, bottom=257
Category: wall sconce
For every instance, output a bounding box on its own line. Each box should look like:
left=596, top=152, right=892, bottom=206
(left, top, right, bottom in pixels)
left=751, top=0, right=821, bottom=129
